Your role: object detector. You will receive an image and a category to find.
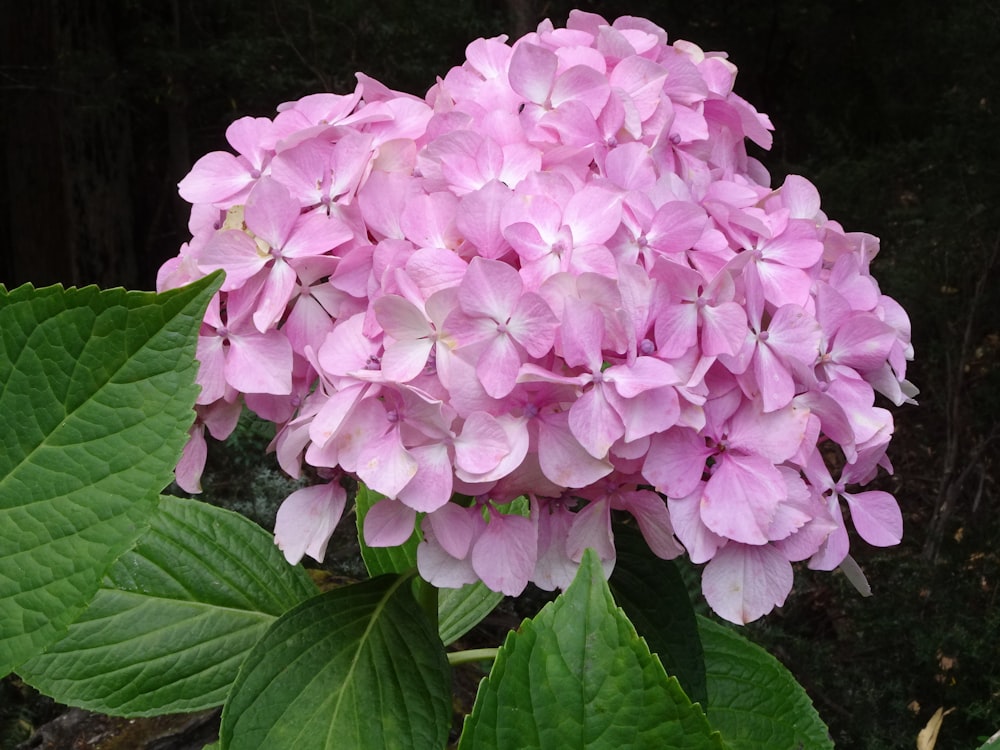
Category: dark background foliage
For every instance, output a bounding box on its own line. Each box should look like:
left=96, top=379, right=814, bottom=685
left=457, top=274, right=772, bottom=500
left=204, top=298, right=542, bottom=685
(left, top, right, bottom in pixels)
left=2, top=1, right=998, bottom=748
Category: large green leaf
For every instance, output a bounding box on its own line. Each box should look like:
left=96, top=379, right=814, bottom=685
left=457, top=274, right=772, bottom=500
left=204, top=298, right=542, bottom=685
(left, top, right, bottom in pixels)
left=219, top=574, right=451, bottom=750
left=17, top=495, right=317, bottom=716
left=0, top=276, right=221, bottom=676
left=609, top=523, right=707, bottom=706
left=459, top=549, right=726, bottom=750
left=698, top=615, right=833, bottom=750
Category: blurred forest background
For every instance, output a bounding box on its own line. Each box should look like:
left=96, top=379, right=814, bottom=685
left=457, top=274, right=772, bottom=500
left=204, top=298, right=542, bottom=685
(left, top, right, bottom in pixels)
left=2, top=0, right=998, bottom=748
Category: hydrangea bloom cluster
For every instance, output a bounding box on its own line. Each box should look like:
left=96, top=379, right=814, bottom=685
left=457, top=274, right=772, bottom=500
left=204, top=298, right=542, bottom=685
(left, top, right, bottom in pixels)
left=159, top=10, right=915, bottom=624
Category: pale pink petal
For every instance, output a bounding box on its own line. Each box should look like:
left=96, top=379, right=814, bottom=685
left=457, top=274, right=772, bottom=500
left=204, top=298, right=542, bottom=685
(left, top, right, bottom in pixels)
left=655, top=302, right=698, bottom=358
left=667, top=488, right=725, bottom=564
left=558, top=298, right=604, bottom=370
left=830, top=313, right=897, bottom=372
left=225, top=329, right=292, bottom=395
left=472, top=512, right=537, bottom=596
left=701, top=453, right=787, bottom=546
left=195, top=335, right=228, bottom=405
left=396, top=443, right=453, bottom=513
left=642, top=428, right=712, bottom=498
left=562, top=185, right=622, bottom=246
left=618, top=491, right=684, bottom=559
left=476, top=333, right=523, bottom=399
left=569, top=386, right=624, bottom=459
left=608, top=56, right=668, bottom=120
left=538, top=411, right=613, bottom=488
left=417, top=514, right=479, bottom=589
left=702, top=543, right=794, bottom=624
left=609, top=386, right=680, bottom=442
left=843, top=490, right=902, bottom=546
left=768, top=304, right=823, bottom=364
left=808, top=495, right=850, bottom=571
left=426, top=503, right=477, bottom=560
left=649, top=201, right=707, bottom=253
left=532, top=500, right=578, bottom=591
left=244, top=177, right=299, bottom=250
left=508, top=42, right=557, bottom=104
left=700, top=302, right=747, bottom=357
left=566, top=499, right=616, bottom=576
left=507, top=293, right=558, bottom=358
left=453, top=412, right=510, bottom=475
left=459, top=257, right=521, bottom=322
left=551, top=65, right=610, bottom=117
left=762, top=220, right=823, bottom=268
left=381, top=338, right=433, bottom=382
left=779, top=174, right=822, bottom=220
left=375, top=295, right=431, bottom=341
left=400, top=191, right=460, bottom=250
left=175, top=424, right=207, bottom=494
left=726, top=400, right=810, bottom=464
left=753, top=343, right=796, bottom=413
left=363, top=498, right=417, bottom=547
left=269, top=138, right=331, bottom=205
left=274, top=482, right=348, bottom=564
left=253, top=258, right=297, bottom=332
left=178, top=152, right=255, bottom=205
left=283, top=210, right=353, bottom=258
left=199, top=231, right=267, bottom=291
left=356, top=430, right=419, bottom=499
left=456, top=180, right=513, bottom=259
left=225, top=116, right=272, bottom=165
left=607, top=357, right=678, bottom=398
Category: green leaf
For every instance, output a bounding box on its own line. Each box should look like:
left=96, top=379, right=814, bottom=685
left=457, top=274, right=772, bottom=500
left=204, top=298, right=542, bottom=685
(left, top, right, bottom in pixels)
left=17, top=495, right=317, bottom=716
left=219, top=574, right=451, bottom=750
left=438, top=582, right=503, bottom=646
left=0, top=276, right=221, bottom=677
left=354, top=482, right=419, bottom=576
left=698, top=615, right=833, bottom=750
left=458, top=549, right=726, bottom=750
left=978, top=730, right=1000, bottom=749
left=609, top=523, right=707, bottom=706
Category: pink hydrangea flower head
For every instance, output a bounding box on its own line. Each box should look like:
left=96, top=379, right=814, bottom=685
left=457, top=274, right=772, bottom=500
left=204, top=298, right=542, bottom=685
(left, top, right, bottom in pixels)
left=162, top=10, right=915, bottom=626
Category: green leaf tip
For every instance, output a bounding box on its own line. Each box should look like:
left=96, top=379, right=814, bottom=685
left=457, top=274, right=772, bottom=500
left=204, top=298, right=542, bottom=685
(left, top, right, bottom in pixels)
left=459, top=549, right=725, bottom=750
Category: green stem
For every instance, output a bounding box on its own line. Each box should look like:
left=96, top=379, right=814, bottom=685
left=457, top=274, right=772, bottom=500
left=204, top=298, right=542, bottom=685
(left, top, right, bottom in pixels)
left=447, top=648, right=499, bottom=666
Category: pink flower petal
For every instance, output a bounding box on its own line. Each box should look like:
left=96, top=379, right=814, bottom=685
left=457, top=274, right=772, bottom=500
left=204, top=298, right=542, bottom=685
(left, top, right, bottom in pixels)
left=701, top=453, right=787, bottom=546
left=178, top=151, right=255, bottom=206
left=471, top=512, right=537, bottom=596
left=843, top=490, right=902, bottom=547
left=244, top=177, right=299, bottom=250
left=225, top=329, right=293, bottom=395
left=642, top=428, right=712, bottom=498
left=175, top=424, right=207, bottom=494
left=274, top=482, right=348, bottom=564
left=702, top=543, right=794, bottom=624
left=537, top=411, right=613, bottom=488
left=508, top=42, right=557, bottom=105
left=453, top=411, right=510, bottom=475
left=363, top=498, right=417, bottom=547
left=396, top=443, right=453, bottom=512
left=618, top=491, right=684, bottom=559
